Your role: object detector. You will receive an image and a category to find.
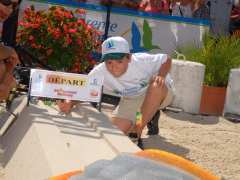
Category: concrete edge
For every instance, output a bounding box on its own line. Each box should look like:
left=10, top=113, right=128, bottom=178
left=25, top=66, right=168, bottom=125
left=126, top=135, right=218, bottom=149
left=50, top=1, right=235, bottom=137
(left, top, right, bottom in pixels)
left=0, top=96, right=28, bottom=136
left=83, top=105, right=141, bottom=154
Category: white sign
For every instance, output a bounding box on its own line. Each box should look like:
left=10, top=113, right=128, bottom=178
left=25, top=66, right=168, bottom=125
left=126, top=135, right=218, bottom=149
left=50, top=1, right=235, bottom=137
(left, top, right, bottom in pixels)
left=30, top=69, right=104, bottom=102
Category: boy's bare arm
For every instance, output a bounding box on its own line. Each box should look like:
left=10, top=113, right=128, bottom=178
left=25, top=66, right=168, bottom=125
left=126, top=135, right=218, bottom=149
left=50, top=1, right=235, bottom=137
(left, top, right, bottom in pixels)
left=158, top=56, right=172, bottom=78
left=151, top=56, right=172, bottom=87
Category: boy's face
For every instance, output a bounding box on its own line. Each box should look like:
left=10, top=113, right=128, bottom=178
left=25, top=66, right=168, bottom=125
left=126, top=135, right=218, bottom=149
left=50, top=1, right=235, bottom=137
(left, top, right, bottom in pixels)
left=105, top=55, right=131, bottom=77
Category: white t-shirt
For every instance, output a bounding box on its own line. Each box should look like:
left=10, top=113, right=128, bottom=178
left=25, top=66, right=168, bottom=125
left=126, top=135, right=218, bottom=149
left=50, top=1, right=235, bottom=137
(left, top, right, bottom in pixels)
left=89, top=53, right=174, bottom=97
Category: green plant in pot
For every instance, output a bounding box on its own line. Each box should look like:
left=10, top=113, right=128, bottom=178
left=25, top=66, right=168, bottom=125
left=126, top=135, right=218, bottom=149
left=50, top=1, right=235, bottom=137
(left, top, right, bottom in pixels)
left=174, top=34, right=240, bottom=115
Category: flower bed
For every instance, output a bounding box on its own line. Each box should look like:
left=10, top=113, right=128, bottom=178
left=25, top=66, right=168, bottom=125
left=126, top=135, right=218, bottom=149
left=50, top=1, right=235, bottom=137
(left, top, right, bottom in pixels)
left=17, top=6, right=101, bottom=73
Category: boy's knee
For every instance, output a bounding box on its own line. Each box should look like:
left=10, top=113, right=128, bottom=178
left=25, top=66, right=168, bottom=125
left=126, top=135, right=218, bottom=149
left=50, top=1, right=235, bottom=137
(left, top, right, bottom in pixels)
left=111, top=117, right=132, bottom=134
left=148, top=82, right=168, bottom=96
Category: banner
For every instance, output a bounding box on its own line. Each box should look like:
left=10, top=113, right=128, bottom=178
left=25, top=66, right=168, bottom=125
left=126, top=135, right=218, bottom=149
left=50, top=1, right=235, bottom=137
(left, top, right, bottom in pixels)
left=20, top=0, right=209, bottom=55
left=30, top=69, right=104, bottom=102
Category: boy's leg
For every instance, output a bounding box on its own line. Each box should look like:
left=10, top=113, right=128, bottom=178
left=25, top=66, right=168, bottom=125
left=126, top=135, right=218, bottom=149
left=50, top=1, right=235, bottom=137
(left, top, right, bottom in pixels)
left=140, top=83, right=168, bottom=132
left=146, top=85, right=174, bottom=135
left=111, top=117, right=132, bottom=134
left=111, top=96, right=143, bottom=134
left=147, top=109, right=160, bottom=135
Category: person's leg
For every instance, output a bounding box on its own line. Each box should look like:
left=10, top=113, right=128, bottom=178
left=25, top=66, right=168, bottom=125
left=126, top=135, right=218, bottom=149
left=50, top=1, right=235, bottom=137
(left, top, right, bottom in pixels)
left=146, top=86, right=174, bottom=135
left=111, top=117, right=132, bottom=134
left=147, top=109, right=160, bottom=135
left=140, top=82, right=168, bottom=129
left=111, top=95, right=143, bottom=134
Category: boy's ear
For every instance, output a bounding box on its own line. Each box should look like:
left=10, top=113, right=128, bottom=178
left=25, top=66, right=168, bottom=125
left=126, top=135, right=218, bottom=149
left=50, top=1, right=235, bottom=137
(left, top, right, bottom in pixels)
left=127, top=54, right=132, bottom=63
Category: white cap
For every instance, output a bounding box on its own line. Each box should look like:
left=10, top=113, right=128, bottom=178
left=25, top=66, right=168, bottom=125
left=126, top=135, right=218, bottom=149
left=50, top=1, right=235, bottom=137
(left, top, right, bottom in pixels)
left=101, top=36, right=130, bottom=61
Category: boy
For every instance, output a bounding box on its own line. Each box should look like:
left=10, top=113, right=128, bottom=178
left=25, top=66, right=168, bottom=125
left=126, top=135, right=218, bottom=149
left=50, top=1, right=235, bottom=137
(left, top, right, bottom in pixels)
left=59, top=36, right=174, bottom=138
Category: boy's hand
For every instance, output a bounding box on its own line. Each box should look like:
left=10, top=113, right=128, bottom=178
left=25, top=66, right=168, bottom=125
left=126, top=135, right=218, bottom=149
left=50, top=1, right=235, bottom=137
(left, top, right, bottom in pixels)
left=135, top=123, right=143, bottom=138
left=56, top=100, right=74, bottom=114
left=151, top=75, right=165, bottom=88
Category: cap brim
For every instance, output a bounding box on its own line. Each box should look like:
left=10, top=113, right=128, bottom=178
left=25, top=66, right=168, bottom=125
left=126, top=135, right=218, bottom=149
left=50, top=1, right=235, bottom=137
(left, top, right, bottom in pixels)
left=101, top=53, right=127, bottom=61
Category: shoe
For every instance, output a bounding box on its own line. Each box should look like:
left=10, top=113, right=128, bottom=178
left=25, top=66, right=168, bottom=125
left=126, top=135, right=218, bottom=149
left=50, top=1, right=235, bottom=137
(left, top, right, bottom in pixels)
left=128, top=132, right=138, bottom=138
left=147, top=110, right=160, bottom=135
left=137, top=138, right=144, bottom=149
left=128, top=132, right=138, bottom=143
left=128, top=133, right=144, bottom=149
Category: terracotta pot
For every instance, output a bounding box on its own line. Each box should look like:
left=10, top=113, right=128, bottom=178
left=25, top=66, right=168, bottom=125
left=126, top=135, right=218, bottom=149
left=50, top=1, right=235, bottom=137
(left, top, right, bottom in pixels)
left=200, top=85, right=226, bottom=116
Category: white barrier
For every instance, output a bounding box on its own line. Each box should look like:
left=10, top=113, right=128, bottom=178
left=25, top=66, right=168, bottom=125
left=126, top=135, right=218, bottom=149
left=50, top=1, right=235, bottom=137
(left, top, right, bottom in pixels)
left=170, top=59, right=205, bottom=114
left=224, top=68, right=240, bottom=116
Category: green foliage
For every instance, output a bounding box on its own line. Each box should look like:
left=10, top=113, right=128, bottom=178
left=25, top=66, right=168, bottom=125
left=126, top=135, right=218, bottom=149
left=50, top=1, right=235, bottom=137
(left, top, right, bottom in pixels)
left=17, top=6, right=100, bottom=73
left=174, top=34, right=240, bottom=87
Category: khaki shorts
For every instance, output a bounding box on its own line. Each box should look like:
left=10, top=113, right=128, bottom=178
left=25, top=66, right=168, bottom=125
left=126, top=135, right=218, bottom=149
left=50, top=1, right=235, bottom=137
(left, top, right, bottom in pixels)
left=112, top=87, right=174, bottom=123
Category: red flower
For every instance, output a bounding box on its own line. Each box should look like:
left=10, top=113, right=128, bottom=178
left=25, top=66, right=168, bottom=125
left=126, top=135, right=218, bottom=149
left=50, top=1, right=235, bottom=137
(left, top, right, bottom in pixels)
left=28, top=35, right=34, bottom=41
left=63, top=11, right=73, bottom=19
left=66, top=36, right=72, bottom=45
left=46, top=48, right=53, bottom=56
left=52, top=28, right=61, bottom=39
left=17, top=6, right=100, bottom=73
left=68, top=28, right=77, bottom=33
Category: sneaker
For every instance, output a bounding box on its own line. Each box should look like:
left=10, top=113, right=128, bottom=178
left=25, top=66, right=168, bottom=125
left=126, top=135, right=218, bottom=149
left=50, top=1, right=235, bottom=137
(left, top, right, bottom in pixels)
left=128, top=132, right=138, bottom=143
left=147, top=110, right=160, bottom=135
left=128, top=133, right=144, bottom=149
left=137, top=138, right=144, bottom=149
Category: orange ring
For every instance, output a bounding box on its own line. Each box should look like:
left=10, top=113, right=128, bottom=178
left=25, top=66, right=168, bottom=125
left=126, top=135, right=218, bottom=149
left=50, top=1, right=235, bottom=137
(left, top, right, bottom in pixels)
left=135, top=149, right=219, bottom=180
left=49, top=170, right=82, bottom=180
left=49, top=149, right=220, bottom=180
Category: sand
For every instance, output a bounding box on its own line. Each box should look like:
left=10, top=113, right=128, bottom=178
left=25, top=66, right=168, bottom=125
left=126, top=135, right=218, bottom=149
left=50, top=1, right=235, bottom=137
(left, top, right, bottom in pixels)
left=141, top=110, right=240, bottom=180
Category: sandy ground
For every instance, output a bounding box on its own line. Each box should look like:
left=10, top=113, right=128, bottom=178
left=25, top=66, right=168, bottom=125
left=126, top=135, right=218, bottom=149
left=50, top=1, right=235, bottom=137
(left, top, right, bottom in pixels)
left=141, top=110, right=240, bottom=180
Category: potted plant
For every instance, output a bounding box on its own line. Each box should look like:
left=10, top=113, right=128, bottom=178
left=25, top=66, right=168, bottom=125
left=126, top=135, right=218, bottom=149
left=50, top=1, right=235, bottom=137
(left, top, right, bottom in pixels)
left=175, top=34, right=240, bottom=115
left=17, top=5, right=101, bottom=73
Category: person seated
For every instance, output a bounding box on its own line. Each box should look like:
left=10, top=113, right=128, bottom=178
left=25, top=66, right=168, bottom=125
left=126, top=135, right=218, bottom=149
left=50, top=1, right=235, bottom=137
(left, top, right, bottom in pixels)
left=192, top=0, right=210, bottom=19
left=229, top=0, right=240, bottom=35
left=85, top=0, right=99, bottom=4
left=139, top=0, right=170, bottom=15
left=100, top=0, right=140, bottom=10
left=171, top=0, right=194, bottom=18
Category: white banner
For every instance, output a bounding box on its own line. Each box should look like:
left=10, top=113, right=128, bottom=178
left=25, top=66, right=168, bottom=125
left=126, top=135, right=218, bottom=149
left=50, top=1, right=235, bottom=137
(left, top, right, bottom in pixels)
left=20, top=1, right=209, bottom=55
left=30, top=69, right=103, bottom=102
